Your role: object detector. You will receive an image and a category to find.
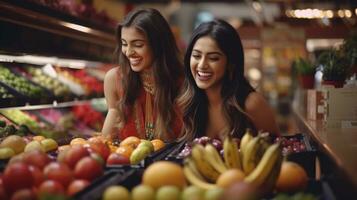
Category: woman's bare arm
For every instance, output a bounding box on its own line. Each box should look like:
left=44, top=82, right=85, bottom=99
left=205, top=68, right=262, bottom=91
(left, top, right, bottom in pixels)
left=101, top=67, right=121, bottom=139
left=245, top=92, right=281, bottom=137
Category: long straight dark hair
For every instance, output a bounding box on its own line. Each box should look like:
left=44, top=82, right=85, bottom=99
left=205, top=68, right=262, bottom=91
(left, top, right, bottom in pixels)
left=179, top=19, right=255, bottom=139
left=115, top=8, right=183, bottom=140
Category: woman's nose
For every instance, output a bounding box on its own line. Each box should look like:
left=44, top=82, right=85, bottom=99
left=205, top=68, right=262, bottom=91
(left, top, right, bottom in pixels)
left=198, top=58, right=208, bottom=69
left=125, top=46, right=135, bottom=57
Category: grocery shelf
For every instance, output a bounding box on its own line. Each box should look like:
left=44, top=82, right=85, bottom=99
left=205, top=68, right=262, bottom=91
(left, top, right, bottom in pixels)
left=0, top=0, right=116, bottom=48
left=0, top=97, right=106, bottom=111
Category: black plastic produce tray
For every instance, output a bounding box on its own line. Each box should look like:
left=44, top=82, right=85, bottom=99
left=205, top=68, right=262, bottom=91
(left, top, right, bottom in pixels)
left=73, top=168, right=139, bottom=200
left=106, top=141, right=182, bottom=169
left=282, top=133, right=317, bottom=178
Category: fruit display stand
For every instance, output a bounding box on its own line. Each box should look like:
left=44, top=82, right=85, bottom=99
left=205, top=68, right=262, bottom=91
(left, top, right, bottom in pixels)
left=293, top=90, right=357, bottom=199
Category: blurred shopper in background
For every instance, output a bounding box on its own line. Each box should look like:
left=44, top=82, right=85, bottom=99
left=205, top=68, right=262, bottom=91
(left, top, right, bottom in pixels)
left=102, top=8, right=184, bottom=141
left=179, top=19, right=280, bottom=140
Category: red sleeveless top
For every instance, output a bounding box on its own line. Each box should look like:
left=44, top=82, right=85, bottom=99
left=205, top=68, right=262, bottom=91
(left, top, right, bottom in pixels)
left=116, top=77, right=183, bottom=141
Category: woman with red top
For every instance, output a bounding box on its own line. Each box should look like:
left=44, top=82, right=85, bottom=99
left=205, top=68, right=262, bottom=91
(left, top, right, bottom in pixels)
left=102, top=8, right=184, bottom=141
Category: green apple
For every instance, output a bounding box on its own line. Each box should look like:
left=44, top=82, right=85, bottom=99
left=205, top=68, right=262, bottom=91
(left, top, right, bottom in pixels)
left=204, top=187, right=224, bottom=200
left=24, top=140, right=45, bottom=153
left=156, top=186, right=180, bottom=200
left=181, top=185, right=205, bottom=200
left=131, top=184, right=155, bottom=200
left=137, top=140, right=154, bottom=153
left=0, top=147, right=15, bottom=159
left=40, top=138, right=58, bottom=152
left=130, top=146, right=151, bottom=165
left=102, top=186, right=129, bottom=200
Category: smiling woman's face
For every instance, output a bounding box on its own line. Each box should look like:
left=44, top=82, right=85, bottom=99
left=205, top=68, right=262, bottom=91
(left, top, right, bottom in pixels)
left=190, top=36, right=227, bottom=91
left=121, top=26, right=153, bottom=72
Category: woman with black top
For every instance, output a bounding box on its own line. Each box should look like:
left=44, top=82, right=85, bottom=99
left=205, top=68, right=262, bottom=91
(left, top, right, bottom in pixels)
left=179, top=19, right=280, bottom=140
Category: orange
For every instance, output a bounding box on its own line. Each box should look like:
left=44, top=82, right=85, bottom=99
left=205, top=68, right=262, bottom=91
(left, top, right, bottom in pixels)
left=216, top=169, right=245, bottom=188
left=32, top=135, right=46, bottom=142
left=115, top=145, right=134, bottom=158
left=142, top=161, right=186, bottom=189
left=150, top=139, right=165, bottom=151
left=70, top=138, right=87, bottom=146
left=108, top=144, right=118, bottom=153
left=119, top=136, right=141, bottom=148
left=275, top=161, right=308, bottom=193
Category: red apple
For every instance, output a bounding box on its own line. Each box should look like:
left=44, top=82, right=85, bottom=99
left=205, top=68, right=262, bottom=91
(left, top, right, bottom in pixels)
left=23, top=150, right=51, bottom=170
left=74, top=156, right=103, bottom=181
left=3, top=162, right=34, bottom=195
left=64, top=145, right=90, bottom=168
left=43, top=162, right=73, bottom=188
left=106, top=153, right=130, bottom=165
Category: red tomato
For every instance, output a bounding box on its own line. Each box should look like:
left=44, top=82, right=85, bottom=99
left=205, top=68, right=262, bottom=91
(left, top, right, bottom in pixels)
left=28, top=165, right=44, bottom=187
left=3, top=162, right=34, bottom=195
left=43, top=162, right=73, bottom=188
left=10, top=188, right=36, bottom=200
left=67, top=179, right=90, bottom=196
left=87, top=141, right=110, bottom=161
left=0, top=175, right=9, bottom=200
left=106, top=153, right=130, bottom=165
left=64, top=145, right=90, bottom=168
left=23, top=150, right=51, bottom=170
left=38, top=180, right=65, bottom=196
left=74, top=157, right=103, bottom=181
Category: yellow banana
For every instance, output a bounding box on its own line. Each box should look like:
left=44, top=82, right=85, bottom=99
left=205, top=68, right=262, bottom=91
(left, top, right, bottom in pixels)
left=204, top=144, right=228, bottom=174
left=183, top=164, right=219, bottom=190
left=242, top=136, right=264, bottom=174
left=223, top=136, right=242, bottom=169
left=259, top=154, right=283, bottom=194
left=244, top=143, right=283, bottom=187
left=191, top=144, right=220, bottom=182
left=185, top=157, right=205, bottom=180
left=240, top=129, right=254, bottom=156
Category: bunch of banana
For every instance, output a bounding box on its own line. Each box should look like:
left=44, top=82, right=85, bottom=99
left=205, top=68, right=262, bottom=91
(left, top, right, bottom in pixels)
left=240, top=129, right=254, bottom=157
left=183, top=158, right=218, bottom=190
left=244, top=143, right=283, bottom=189
left=223, top=135, right=242, bottom=170
left=242, top=135, right=270, bottom=174
left=190, top=144, right=221, bottom=182
left=204, top=144, right=228, bottom=173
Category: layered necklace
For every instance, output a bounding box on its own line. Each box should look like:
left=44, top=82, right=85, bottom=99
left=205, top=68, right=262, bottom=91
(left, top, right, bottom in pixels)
left=140, top=70, right=155, bottom=140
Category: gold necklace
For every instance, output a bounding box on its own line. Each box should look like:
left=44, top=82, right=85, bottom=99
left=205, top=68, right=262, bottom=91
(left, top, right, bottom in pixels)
left=140, top=70, right=155, bottom=139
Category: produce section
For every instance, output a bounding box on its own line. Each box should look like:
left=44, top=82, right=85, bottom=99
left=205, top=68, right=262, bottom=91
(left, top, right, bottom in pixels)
left=1, top=0, right=356, bottom=199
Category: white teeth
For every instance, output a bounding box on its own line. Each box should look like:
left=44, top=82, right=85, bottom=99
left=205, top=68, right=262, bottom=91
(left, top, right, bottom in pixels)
left=130, top=58, right=141, bottom=65
left=198, top=71, right=212, bottom=77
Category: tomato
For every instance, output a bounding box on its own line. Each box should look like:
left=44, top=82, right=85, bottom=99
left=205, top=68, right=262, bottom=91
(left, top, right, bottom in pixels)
left=23, top=150, right=51, bottom=170
left=74, top=156, right=103, bottom=181
left=10, top=188, right=36, bottom=200
left=0, top=175, right=9, bottom=200
left=106, top=153, right=130, bottom=165
left=3, top=162, right=34, bottom=195
left=87, top=140, right=110, bottom=161
left=64, top=145, right=90, bottom=168
left=38, top=180, right=65, bottom=196
left=43, top=162, right=73, bottom=188
left=28, top=165, right=44, bottom=187
left=67, top=179, right=90, bottom=196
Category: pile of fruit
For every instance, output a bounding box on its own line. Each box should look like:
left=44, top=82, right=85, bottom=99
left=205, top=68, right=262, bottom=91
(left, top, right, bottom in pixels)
left=25, top=66, right=71, bottom=98
left=0, top=85, right=14, bottom=99
left=0, top=143, right=106, bottom=199
left=274, top=136, right=307, bottom=155
left=0, top=65, right=46, bottom=98
left=95, top=131, right=310, bottom=200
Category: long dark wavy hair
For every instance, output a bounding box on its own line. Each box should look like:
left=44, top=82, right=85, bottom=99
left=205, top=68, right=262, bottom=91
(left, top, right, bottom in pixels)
left=178, top=19, right=255, bottom=139
left=115, top=8, right=183, bottom=140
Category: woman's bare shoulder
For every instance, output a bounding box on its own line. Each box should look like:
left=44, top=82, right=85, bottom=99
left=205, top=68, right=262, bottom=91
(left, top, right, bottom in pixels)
left=245, top=92, right=267, bottom=111
left=104, top=66, right=121, bottom=82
